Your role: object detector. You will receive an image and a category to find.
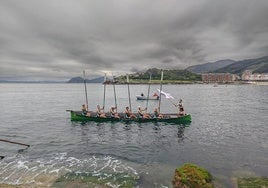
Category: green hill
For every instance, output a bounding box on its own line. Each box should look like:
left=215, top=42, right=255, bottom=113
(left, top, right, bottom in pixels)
left=118, top=68, right=201, bottom=83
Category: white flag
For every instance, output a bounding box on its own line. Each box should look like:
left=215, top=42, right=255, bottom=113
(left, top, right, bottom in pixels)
left=157, top=89, right=174, bottom=99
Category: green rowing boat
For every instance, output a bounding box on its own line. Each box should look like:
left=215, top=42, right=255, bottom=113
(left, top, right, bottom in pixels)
left=67, top=110, right=191, bottom=124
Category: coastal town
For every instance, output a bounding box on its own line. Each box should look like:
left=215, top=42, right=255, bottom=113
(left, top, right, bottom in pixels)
left=201, top=71, right=268, bottom=84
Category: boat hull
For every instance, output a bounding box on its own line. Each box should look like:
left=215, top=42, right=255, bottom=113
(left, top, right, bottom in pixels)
left=68, top=111, right=191, bottom=124
left=136, top=95, right=159, bottom=100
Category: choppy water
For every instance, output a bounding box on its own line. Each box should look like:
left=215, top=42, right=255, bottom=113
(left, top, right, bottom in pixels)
left=0, top=83, right=267, bottom=187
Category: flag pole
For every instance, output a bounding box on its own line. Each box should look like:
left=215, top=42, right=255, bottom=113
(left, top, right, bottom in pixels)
left=158, top=70, right=163, bottom=112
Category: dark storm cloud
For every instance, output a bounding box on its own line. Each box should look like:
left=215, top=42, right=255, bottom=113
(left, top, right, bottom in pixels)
left=0, top=0, right=267, bottom=81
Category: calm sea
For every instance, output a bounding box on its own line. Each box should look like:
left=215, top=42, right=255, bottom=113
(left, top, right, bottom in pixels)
left=0, top=83, right=267, bottom=187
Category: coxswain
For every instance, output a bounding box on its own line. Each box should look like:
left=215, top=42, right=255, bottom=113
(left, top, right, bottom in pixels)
left=175, top=99, right=185, bottom=116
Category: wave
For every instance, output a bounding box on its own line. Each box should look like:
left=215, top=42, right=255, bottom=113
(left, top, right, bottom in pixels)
left=0, top=153, right=138, bottom=186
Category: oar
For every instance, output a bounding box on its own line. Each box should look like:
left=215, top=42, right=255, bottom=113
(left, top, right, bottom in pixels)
left=146, top=73, right=152, bottom=111
left=127, top=74, right=132, bottom=111
left=0, top=139, right=30, bottom=147
left=158, top=70, right=164, bottom=112
left=83, top=70, right=89, bottom=110
left=103, top=73, right=107, bottom=110
left=168, top=98, right=177, bottom=107
left=112, top=75, right=118, bottom=108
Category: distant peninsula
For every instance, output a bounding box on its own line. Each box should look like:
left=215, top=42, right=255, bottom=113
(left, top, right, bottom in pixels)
left=67, top=76, right=104, bottom=83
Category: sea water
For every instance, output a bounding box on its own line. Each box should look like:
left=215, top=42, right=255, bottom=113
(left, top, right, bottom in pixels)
left=0, top=83, right=267, bottom=187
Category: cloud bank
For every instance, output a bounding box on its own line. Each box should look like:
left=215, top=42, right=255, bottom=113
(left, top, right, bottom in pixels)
left=0, top=0, right=268, bottom=81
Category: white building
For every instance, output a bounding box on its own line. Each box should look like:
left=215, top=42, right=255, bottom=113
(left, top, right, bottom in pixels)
left=241, top=70, right=268, bottom=81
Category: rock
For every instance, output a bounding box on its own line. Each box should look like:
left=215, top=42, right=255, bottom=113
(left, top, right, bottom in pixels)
left=172, top=163, right=214, bottom=188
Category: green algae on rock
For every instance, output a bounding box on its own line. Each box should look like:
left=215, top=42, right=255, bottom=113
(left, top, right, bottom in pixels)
left=52, top=172, right=139, bottom=188
left=172, top=163, right=214, bottom=188
left=237, top=177, right=268, bottom=188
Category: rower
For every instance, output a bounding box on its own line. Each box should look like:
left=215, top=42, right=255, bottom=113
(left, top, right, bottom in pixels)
left=82, top=104, right=90, bottom=117
left=153, top=93, right=159, bottom=100
left=125, top=106, right=137, bottom=119
left=110, top=106, right=120, bottom=119
left=153, top=107, right=163, bottom=119
left=138, top=106, right=150, bottom=119
left=96, top=105, right=106, bottom=118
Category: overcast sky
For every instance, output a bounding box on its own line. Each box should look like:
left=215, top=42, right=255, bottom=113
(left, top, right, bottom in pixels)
left=0, top=0, right=268, bottom=81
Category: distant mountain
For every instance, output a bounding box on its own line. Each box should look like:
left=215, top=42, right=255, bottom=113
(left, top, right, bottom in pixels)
left=67, top=77, right=84, bottom=83
left=186, top=59, right=235, bottom=73
left=214, top=56, right=268, bottom=74
left=67, top=76, right=104, bottom=83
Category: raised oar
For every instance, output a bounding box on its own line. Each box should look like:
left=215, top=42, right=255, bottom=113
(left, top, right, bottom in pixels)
left=146, top=73, right=152, bottom=111
left=168, top=98, right=177, bottom=107
left=0, top=139, right=30, bottom=147
left=103, top=73, right=107, bottom=110
left=127, top=74, right=132, bottom=111
left=83, top=70, right=89, bottom=110
left=112, top=75, right=118, bottom=108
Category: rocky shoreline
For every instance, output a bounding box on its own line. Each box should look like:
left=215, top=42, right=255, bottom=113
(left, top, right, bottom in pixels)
left=1, top=163, right=267, bottom=188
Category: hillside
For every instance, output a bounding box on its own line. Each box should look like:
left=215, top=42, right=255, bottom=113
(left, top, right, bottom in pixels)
left=214, top=56, right=268, bottom=74
left=186, top=59, right=235, bottom=73
left=118, top=68, right=201, bottom=82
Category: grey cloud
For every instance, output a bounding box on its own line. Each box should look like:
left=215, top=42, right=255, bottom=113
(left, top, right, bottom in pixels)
left=0, top=0, right=267, bottom=81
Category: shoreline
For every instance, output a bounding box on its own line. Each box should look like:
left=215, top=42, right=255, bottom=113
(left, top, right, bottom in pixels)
left=1, top=81, right=267, bottom=85
left=104, top=81, right=268, bottom=85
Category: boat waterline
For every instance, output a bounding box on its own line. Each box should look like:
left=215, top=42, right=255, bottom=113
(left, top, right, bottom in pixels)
left=68, top=110, right=191, bottom=124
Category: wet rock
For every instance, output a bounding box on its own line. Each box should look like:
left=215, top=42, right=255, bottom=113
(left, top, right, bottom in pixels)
left=172, top=163, right=214, bottom=188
